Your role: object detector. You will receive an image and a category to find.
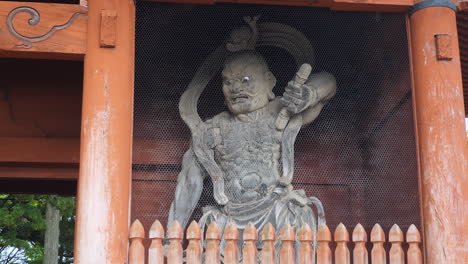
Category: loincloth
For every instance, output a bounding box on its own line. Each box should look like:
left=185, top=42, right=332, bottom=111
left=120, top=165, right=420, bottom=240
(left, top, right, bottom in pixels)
left=199, top=186, right=325, bottom=251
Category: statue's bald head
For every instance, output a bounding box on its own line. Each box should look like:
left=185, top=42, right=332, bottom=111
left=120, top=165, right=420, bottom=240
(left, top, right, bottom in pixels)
left=224, top=51, right=269, bottom=72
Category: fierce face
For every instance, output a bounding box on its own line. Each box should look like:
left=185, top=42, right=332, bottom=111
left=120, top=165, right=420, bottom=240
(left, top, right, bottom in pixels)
left=222, top=54, right=276, bottom=115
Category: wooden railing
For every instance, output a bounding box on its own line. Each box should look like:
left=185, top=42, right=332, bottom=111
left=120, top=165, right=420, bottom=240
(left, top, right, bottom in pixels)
left=128, top=220, right=423, bottom=264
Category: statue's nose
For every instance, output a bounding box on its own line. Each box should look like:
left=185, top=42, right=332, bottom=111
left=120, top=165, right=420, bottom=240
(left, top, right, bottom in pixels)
left=231, top=81, right=242, bottom=92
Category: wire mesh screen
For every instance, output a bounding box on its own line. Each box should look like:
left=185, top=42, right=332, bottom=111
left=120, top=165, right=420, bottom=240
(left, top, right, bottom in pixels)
left=132, top=2, right=420, bottom=238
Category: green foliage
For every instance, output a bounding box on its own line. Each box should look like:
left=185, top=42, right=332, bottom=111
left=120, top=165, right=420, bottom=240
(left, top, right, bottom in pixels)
left=24, top=244, right=44, bottom=264
left=0, top=194, right=75, bottom=264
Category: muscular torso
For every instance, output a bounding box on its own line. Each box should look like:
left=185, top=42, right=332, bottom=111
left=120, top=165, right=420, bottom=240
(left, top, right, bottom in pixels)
left=207, top=102, right=283, bottom=203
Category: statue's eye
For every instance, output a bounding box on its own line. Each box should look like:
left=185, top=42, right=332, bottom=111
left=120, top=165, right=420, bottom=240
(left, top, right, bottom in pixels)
left=242, top=76, right=250, bottom=84
left=224, top=79, right=232, bottom=86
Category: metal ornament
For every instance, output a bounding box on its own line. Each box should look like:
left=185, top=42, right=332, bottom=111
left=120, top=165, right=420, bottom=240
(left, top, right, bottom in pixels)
left=6, top=6, right=85, bottom=48
left=408, top=0, right=458, bottom=16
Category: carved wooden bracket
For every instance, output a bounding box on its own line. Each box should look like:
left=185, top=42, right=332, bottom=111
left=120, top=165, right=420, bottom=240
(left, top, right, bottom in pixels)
left=461, top=1, right=468, bottom=11
left=435, top=33, right=453, bottom=60
left=0, top=2, right=87, bottom=59
left=100, top=10, right=117, bottom=48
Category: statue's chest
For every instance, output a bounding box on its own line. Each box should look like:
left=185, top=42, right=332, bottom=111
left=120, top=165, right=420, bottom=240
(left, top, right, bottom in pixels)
left=216, top=117, right=282, bottom=156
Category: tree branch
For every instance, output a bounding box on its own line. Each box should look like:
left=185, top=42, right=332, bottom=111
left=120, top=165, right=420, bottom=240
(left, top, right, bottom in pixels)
left=4, top=247, right=19, bottom=264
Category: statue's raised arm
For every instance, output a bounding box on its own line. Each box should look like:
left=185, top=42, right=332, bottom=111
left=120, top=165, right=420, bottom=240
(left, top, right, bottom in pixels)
left=279, top=70, right=337, bottom=127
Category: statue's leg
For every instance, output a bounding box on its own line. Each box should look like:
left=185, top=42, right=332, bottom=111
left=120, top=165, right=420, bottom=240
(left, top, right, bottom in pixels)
left=167, top=149, right=205, bottom=229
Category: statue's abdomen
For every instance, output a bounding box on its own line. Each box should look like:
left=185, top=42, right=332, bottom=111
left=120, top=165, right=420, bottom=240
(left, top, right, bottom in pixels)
left=214, top=117, right=282, bottom=203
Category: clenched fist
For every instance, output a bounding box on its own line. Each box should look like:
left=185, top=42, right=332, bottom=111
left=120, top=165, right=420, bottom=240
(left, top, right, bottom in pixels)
left=280, top=80, right=316, bottom=115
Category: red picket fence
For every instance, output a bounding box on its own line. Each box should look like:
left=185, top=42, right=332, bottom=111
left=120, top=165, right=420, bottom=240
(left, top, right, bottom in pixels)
left=128, top=220, right=422, bottom=264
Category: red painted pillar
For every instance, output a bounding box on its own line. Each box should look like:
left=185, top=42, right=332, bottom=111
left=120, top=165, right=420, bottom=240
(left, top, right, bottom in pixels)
left=74, top=0, right=135, bottom=263
left=409, top=1, right=466, bottom=263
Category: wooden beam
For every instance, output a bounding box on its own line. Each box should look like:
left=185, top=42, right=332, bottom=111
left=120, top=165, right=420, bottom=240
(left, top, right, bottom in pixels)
left=0, top=137, right=188, bottom=165
left=141, top=0, right=413, bottom=12
left=0, top=137, right=80, bottom=164
left=216, top=0, right=331, bottom=7
left=0, top=168, right=182, bottom=181
left=0, top=168, right=179, bottom=181
left=331, top=0, right=413, bottom=12
left=0, top=2, right=87, bottom=60
left=0, top=166, right=78, bottom=180
left=0, top=179, right=77, bottom=195
left=143, top=0, right=216, bottom=4
left=133, top=139, right=188, bottom=165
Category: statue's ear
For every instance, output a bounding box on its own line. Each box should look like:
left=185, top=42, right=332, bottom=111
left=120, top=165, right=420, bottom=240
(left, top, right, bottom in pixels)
left=264, top=71, right=276, bottom=101
left=264, top=71, right=277, bottom=89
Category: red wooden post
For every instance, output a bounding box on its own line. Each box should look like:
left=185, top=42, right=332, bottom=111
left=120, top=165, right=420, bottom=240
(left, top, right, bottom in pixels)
left=167, top=221, right=183, bottom=264
left=205, top=222, right=221, bottom=264
left=389, top=224, right=404, bottom=264
left=352, top=223, right=368, bottom=264
left=74, top=0, right=135, bottom=263
left=129, top=220, right=145, bottom=264
left=297, top=223, right=314, bottom=264
left=316, top=224, right=332, bottom=264
left=279, top=224, right=295, bottom=264
left=186, top=221, right=202, bottom=264
left=409, top=1, right=466, bottom=263
left=370, top=224, right=386, bottom=264
left=224, top=222, right=240, bottom=264
left=243, top=223, right=258, bottom=264
left=334, top=223, right=350, bottom=264
left=261, top=223, right=277, bottom=264
left=406, top=225, right=422, bottom=264
left=149, top=220, right=165, bottom=264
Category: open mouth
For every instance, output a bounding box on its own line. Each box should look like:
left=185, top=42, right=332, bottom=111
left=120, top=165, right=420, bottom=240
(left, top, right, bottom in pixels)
left=230, top=94, right=249, bottom=103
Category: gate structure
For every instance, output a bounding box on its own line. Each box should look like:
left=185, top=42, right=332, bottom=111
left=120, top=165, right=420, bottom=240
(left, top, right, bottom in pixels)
left=0, top=1, right=465, bottom=264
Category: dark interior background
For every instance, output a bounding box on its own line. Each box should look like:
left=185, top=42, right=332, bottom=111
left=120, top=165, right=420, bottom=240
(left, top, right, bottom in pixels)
left=132, top=1, right=421, bottom=244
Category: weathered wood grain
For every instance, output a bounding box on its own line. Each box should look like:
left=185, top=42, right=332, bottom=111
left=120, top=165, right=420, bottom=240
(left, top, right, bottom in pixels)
left=148, top=220, right=164, bottom=264
left=0, top=2, right=87, bottom=59
left=224, top=222, right=240, bottom=264
left=261, top=223, right=276, bottom=264
left=352, top=224, right=368, bottom=264
left=167, top=221, right=183, bottom=264
left=335, top=223, right=350, bottom=264
left=243, top=223, right=258, bottom=264
left=389, top=224, right=404, bottom=264
left=129, top=220, right=145, bottom=264
left=406, top=225, right=422, bottom=264
left=370, top=224, right=386, bottom=264
left=317, top=224, right=332, bottom=264
left=297, top=223, right=314, bottom=264
left=205, top=222, right=221, bottom=264
left=186, top=221, right=202, bottom=264
left=410, top=2, right=467, bottom=263
left=279, top=224, right=295, bottom=264
left=0, top=137, right=188, bottom=165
